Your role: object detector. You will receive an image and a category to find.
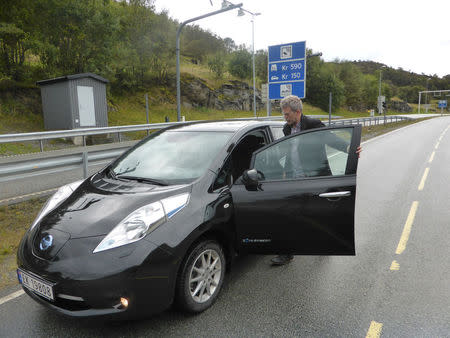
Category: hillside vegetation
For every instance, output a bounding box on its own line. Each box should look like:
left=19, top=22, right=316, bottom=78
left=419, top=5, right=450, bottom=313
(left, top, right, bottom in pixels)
left=0, top=0, right=449, bottom=131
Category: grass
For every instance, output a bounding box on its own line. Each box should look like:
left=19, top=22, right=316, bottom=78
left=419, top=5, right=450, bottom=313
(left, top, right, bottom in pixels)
left=180, top=56, right=252, bottom=89
left=0, top=198, right=46, bottom=289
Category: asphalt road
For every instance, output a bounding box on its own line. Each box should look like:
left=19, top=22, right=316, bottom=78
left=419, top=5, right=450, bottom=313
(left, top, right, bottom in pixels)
left=1, top=116, right=449, bottom=337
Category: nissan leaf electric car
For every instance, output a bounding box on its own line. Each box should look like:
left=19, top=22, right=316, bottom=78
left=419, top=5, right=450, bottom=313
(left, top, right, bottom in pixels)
left=17, top=120, right=361, bottom=318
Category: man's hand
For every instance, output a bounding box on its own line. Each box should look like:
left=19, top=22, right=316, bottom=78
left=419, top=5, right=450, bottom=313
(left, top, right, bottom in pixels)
left=346, top=145, right=363, bottom=158
left=356, top=146, right=362, bottom=158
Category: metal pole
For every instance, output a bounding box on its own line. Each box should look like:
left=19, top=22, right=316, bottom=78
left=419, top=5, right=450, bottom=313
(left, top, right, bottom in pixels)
left=418, top=92, right=421, bottom=114
left=176, top=3, right=243, bottom=121
left=82, top=151, right=88, bottom=179
left=145, top=93, right=149, bottom=136
left=378, top=70, right=381, bottom=97
left=145, top=93, right=149, bottom=124
left=328, top=92, right=332, bottom=126
left=378, top=69, right=382, bottom=115
left=252, top=17, right=256, bottom=117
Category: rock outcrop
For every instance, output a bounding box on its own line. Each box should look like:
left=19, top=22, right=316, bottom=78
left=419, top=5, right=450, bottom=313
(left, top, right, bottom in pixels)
left=388, top=100, right=412, bottom=113
left=180, top=76, right=265, bottom=111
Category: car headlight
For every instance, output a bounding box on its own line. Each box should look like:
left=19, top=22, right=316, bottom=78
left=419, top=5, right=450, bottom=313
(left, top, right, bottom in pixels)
left=31, top=180, right=84, bottom=230
left=93, top=193, right=190, bottom=253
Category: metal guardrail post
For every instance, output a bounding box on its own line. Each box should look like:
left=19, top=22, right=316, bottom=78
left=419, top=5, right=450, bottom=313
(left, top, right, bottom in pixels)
left=39, top=140, right=44, bottom=152
left=83, top=135, right=86, bottom=147
left=118, top=132, right=122, bottom=142
left=82, top=151, right=88, bottom=179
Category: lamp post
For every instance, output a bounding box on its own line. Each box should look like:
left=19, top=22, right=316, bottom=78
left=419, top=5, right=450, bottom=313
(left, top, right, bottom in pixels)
left=176, top=2, right=243, bottom=121
left=425, top=78, right=431, bottom=113
left=377, top=66, right=386, bottom=115
left=237, top=7, right=260, bottom=117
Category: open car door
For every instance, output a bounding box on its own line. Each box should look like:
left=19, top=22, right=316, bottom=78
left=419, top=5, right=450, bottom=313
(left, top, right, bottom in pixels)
left=231, top=125, right=361, bottom=255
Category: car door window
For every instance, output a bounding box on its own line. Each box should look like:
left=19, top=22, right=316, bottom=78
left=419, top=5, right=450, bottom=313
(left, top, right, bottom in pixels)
left=270, top=126, right=285, bottom=140
left=253, top=127, right=353, bottom=180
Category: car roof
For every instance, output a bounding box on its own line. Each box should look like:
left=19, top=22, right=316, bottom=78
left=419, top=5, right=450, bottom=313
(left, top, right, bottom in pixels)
left=167, top=120, right=284, bottom=133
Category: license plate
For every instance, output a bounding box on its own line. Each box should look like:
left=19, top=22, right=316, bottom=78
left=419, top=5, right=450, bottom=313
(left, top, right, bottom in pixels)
left=18, top=269, right=54, bottom=301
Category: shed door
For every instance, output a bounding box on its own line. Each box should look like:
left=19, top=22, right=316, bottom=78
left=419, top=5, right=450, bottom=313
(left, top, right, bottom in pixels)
left=77, top=86, right=96, bottom=127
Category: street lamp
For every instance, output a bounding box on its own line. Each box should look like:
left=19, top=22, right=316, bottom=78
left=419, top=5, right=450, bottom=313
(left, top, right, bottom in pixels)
left=176, top=2, right=243, bottom=121
left=236, top=7, right=260, bottom=117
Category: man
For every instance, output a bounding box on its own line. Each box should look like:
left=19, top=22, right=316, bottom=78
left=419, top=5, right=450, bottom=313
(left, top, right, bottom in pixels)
left=271, top=95, right=362, bottom=266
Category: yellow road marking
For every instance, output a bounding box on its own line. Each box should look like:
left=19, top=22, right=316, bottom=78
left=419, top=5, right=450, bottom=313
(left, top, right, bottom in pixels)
left=396, top=201, right=419, bottom=254
left=428, top=151, right=435, bottom=163
left=418, top=168, right=429, bottom=191
left=366, top=321, right=383, bottom=338
left=390, top=260, right=400, bottom=271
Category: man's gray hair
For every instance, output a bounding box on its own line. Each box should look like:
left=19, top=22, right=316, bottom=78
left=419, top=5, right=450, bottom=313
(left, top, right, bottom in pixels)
left=280, top=95, right=303, bottom=112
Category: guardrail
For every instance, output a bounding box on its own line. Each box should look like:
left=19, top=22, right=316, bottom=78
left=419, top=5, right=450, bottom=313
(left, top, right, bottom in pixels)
left=328, top=115, right=411, bottom=126
left=0, top=115, right=412, bottom=184
left=0, top=115, right=410, bottom=149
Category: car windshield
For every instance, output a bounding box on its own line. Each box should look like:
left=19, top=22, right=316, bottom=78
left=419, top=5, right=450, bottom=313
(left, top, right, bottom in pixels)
left=111, top=130, right=232, bottom=184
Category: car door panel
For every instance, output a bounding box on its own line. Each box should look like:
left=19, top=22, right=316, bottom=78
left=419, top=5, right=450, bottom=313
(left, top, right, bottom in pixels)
left=231, top=125, right=361, bottom=255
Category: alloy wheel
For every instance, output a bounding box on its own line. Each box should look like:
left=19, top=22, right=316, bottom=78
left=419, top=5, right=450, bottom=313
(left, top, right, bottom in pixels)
left=188, top=249, right=222, bottom=303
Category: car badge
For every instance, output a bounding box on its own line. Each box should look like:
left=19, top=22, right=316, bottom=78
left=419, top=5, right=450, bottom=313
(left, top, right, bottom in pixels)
left=39, top=234, right=53, bottom=251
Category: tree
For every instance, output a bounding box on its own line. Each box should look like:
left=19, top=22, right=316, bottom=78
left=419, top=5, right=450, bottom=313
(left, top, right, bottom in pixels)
left=32, top=0, right=119, bottom=75
left=338, top=63, right=364, bottom=108
left=207, top=53, right=225, bottom=78
left=223, top=37, right=236, bottom=53
left=0, top=0, right=35, bottom=80
left=305, top=53, right=344, bottom=111
left=228, top=48, right=252, bottom=80
left=255, top=49, right=267, bottom=82
left=0, top=23, right=29, bottom=80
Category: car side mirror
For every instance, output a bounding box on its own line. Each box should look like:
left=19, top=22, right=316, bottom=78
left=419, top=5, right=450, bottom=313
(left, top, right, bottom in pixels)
left=242, top=169, right=259, bottom=188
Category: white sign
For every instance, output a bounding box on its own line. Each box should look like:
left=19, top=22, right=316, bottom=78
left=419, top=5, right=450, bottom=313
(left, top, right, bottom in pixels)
left=261, top=84, right=268, bottom=101
left=280, top=84, right=292, bottom=97
left=280, top=45, right=292, bottom=59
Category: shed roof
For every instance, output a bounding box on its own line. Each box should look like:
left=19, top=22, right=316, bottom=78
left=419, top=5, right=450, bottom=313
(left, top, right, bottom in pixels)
left=36, top=73, right=109, bottom=86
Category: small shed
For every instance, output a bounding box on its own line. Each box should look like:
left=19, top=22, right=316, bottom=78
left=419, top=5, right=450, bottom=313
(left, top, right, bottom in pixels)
left=37, top=73, right=109, bottom=130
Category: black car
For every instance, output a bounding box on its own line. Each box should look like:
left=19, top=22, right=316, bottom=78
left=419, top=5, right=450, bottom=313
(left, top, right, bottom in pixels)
left=17, top=120, right=361, bottom=318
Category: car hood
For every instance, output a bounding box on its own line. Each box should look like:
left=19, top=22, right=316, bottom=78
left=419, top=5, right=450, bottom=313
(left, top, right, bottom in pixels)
left=36, top=177, right=191, bottom=239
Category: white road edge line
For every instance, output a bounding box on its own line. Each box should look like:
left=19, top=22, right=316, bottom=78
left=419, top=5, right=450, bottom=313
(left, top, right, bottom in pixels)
left=0, top=188, right=57, bottom=205
left=0, top=289, right=24, bottom=306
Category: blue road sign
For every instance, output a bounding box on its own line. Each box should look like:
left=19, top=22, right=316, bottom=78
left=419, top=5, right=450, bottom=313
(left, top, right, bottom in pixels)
left=438, top=100, right=447, bottom=108
left=268, top=41, right=306, bottom=100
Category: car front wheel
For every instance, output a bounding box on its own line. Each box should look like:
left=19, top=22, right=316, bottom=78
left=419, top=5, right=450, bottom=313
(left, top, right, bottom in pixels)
left=176, top=240, right=225, bottom=313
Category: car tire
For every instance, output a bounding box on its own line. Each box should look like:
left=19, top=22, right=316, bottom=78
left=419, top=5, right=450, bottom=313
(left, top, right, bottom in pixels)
left=176, top=240, right=226, bottom=313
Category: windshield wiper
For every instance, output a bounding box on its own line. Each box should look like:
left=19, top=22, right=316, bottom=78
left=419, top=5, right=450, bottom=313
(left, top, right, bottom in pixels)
left=116, top=175, right=169, bottom=186
left=108, top=167, right=117, bottom=179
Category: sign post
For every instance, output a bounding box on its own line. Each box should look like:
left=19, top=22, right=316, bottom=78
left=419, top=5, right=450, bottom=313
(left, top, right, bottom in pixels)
left=438, top=100, right=447, bottom=115
left=268, top=41, right=306, bottom=102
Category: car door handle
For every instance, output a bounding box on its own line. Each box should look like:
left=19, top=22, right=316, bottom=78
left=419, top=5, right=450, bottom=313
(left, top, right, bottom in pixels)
left=319, top=191, right=351, bottom=198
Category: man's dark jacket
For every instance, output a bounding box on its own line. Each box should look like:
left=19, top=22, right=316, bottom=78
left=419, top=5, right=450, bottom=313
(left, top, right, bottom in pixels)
left=282, top=114, right=347, bottom=177
left=282, top=113, right=325, bottom=136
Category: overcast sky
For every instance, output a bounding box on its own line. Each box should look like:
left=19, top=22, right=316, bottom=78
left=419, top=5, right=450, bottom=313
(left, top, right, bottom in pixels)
left=154, top=0, right=450, bottom=78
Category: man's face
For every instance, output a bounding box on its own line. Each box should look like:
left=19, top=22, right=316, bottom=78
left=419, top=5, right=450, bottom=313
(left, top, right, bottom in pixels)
left=282, top=106, right=301, bottom=126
